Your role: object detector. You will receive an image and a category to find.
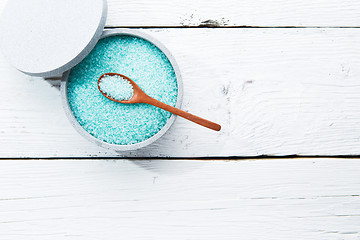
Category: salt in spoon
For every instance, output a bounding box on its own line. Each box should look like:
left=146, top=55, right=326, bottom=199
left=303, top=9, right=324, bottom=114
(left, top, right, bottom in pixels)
left=98, top=73, right=221, bottom=131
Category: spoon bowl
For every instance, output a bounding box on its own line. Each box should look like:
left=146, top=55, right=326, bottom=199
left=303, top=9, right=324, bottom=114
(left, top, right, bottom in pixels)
left=98, top=73, right=221, bottom=131
left=98, top=72, right=147, bottom=104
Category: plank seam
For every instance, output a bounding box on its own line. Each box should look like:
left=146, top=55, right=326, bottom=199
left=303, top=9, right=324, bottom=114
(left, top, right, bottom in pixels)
left=104, top=26, right=360, bottom=29
left=1, top=155, right=360, bottom=160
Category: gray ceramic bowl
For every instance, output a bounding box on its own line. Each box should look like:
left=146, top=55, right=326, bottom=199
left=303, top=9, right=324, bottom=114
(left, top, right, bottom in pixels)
left=61, top=29, right=183, bottom=151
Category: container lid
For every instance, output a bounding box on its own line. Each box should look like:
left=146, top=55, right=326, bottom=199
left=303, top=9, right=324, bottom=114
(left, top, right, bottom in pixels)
left=0, top=0, right=107, bottom=77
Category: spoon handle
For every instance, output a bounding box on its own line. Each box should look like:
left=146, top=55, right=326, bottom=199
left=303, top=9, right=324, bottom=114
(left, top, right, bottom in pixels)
left=145, top=97, right=221, bottom=131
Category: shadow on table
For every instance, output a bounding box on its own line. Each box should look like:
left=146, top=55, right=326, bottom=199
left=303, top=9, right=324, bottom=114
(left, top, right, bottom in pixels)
left=130, top=159, right=204, bottom=175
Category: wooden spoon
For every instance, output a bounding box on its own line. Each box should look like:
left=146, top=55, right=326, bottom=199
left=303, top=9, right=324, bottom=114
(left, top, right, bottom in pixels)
left=98, top=73, right=221, bottom=131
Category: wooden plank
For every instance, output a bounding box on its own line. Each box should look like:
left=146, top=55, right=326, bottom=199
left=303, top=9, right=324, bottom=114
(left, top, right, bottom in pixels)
left=1, top=0, right=360, bottom=27
left=0, top=159, right=359, bottom=239
left=1, top=28, right=360, bottom=158
left=105, top=0, right=360, bottom=27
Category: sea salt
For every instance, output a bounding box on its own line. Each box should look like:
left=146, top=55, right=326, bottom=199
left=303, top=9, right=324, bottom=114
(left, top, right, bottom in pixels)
left=67, top=35, right=178, bottom=145
left=99, top=75, right=134, bottom=101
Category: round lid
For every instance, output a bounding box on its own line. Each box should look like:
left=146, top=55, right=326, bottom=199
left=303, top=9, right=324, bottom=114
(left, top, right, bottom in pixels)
left=0, top=0, right=107, bottom=77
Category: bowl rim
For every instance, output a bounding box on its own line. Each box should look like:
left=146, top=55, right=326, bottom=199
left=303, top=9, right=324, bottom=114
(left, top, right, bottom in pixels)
left=60, top=28, right=183, bottom=151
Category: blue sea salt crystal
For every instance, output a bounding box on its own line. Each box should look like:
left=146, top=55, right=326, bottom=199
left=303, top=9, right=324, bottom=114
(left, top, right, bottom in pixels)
left=67, top=35, right=178, bottom=145
left=99, top=75, right=134, bottom=101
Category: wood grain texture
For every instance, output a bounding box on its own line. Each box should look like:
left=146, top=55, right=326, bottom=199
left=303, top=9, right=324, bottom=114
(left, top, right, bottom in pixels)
left=2, top=28, right=360, bottom=158
left=1, top=0, right=360, bottom=27
left=0, top=159, right=359, bottom=239
left=105, top=0, right=360, bottom=27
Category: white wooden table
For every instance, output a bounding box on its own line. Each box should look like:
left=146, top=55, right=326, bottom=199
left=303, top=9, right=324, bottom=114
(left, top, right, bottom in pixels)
left=1, top=0, right=360, bottom=239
